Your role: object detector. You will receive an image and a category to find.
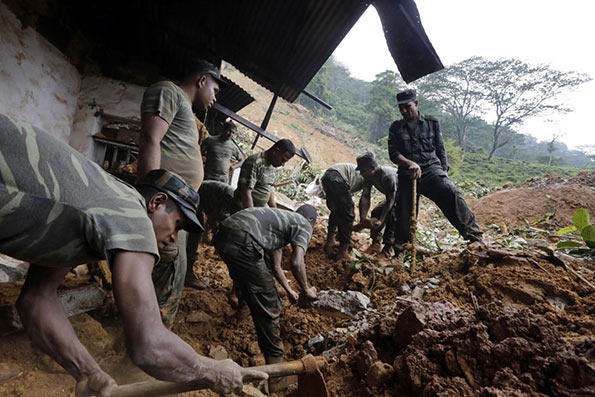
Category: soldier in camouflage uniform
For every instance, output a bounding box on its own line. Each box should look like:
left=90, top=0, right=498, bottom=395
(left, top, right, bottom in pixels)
left=202, top=120, right=245, bottom=183
left=195, top=180, right=235, bottom=248
left=388, top=89, right=483, bottom=254
left=321, top=162, right=365, bottom=261
left=354, top=153, right=399, bottom=255
left=230, top=138, right=296, bottom=213
left=138, top=58, right=224, bottom=316
left=214, top=206, right=318, bottom=379
left=0, top=114, right=267, bottom=396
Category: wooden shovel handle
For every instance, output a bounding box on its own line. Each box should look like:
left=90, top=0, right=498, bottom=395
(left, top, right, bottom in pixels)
left=110, top=355, right=326, bottom=397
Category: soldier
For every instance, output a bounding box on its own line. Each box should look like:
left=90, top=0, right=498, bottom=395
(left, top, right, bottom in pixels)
left=198, top=180, right=235, bottom=240
left=213, top=205, right=318, bottom=392
left=321, top=163, right=365, bottom=261
left=202, top=120, right=245, bottom=183
left=0, top=114, right=267, bottom=396
left=230, top=139, right=296, bottom=213
left=388, top=89, right=483, bottom=254
left=354, top=153, right=399, bottom=256
left=137, top=58, right=222, bottom=316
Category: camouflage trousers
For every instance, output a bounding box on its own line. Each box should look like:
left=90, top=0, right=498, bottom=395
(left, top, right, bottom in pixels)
left=152, top=230, right=188, bottom=328
left=394, top=174, right=483, bottom=246
left=214, top=228, right=283, bottom=358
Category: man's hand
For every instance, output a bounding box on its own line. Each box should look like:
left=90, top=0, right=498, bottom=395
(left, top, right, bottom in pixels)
left=286, top=287, right=299, bottom=304
left=210, top=359, right=268, bottom=395
left=75, top=369, right=116, bottom=397
left=408, top=161, right=422, bottom=179
left=301, top=286, right=317, bottom=300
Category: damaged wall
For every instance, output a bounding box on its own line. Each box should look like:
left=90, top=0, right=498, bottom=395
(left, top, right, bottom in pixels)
left=0, top=1, right=81, bottom=142
left=69, top=76, right=146, bottom=160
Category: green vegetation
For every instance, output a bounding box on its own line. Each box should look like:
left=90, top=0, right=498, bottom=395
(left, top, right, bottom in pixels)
left=556, top=208, right=595, bottom=256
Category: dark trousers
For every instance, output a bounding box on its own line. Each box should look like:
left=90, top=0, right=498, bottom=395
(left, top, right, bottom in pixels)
left=321, top=170, right=355, bottom=245
left=371, top=201, right=397, bottom=246
left=394, top=174, right=482, bottom=246
left=214, top=229, right=283, bottom=358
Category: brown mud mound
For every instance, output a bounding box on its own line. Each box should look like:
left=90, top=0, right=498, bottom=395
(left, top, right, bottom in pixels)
left=327, top=301, right=595, bottom=397
left=473, top=171, right=595, bottom=230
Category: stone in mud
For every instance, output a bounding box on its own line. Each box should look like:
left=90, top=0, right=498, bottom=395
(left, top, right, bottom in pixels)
left=307, top=290, right=370, bottom=319
left=209, top=345, right=228, bottom=360
left=351, top=340, right=378, bottom=377
left=366, top=360, right=393, bottom=388
left=0, top=254, right=28, bottom=282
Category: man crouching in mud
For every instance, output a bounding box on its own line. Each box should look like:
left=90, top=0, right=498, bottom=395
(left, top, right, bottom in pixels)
left=0, top=114, right=266, bottom=396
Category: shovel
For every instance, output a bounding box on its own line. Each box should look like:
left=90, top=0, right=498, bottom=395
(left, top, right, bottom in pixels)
left=110, top=354, right=328, bottom=397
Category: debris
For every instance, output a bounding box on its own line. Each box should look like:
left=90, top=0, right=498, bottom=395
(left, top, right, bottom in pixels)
left=0, top=254, right=28, bottom=283
left=306, top=290, right=370, bottom=319
left=208, top=345, right=228, bottom=360
left=398, top=284, right=411, bottom=295
left=365, top=361, right=393, bottom=388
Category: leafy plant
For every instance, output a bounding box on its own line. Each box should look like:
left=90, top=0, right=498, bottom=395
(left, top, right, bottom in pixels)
left=556, top=208, right=595, bottom=255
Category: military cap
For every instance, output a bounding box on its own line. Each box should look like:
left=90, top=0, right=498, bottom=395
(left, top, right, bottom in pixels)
left=396, top=89, right=417, bottom=105
left=356, top=152, right=378, bottom=171
left=139, top=169, right=204, bottom=233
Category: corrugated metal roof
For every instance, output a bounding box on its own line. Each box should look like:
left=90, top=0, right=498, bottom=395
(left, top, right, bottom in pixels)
left=30, top=0, right=442, bottom=102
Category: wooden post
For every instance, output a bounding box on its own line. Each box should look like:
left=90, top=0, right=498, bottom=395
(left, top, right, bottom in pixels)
left=410, top=178, right=417, bottom=272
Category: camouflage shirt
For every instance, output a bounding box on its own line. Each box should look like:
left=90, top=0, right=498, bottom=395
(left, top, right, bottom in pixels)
left=231, top=151, right=277, bottom=210
left=327, top=163, right=364, bottom=193
left=202, top=135, right=242, bottom=182
left=367, top=166, right=398, bottom=196
left=198, top=180, right=234, bottom=220
left=141, top=81, right=203, bottom=189
left=0, top=114, right=159, bottom=267
left=220, top=208, right=312, bottom=252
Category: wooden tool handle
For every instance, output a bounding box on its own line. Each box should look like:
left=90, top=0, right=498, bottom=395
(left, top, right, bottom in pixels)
left=110, top=355, right=326, bottom=397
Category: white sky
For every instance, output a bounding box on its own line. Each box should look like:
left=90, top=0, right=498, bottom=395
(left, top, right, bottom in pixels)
left=332, top=0, right=595, bottom=151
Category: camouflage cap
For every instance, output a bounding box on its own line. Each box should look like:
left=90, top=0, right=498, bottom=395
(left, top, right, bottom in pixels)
left=396, top=89, right=417, bottom=105
left=356, top=152, right=378, bottom=171
left=139, top=169, right=204, bottom=233
left=195, top=59, right=226, bottom=87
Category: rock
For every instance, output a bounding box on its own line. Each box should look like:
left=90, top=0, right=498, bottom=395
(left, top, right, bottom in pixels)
left=399, top=284, right=411, bottom=295
left=306, top=334, right=324, bottom=354
left=209, top=345, right=228, bottom=360
left=352, top=340, right=378, bottom=377
left=427, top=277, right=440, bottom=285
left=411, top=286, right=424, bottom=300
left=0, top=254, right=29, bottom=282
left=239, top=384, right=266, bottom=397
left=186, top=310, right=211, bottom=323
left=366, top=360, right=394, bottom=388
left=308, top=290, right=370, bottom=319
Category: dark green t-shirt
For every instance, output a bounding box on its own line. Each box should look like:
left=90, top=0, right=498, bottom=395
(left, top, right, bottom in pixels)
left=220, top=207, right=312, bottom=252
left=0, top=114, right=159, bottom=267
left=202, top=135, right=242, bottom=181
left=231, top=151, right=277, bottom=210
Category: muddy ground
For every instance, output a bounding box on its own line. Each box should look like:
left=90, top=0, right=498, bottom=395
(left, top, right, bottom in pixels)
left=1, top=173, right=594, bottom=396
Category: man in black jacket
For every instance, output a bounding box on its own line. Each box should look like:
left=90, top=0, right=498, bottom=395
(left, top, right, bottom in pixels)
left=388, top=89, right=483, bottom=254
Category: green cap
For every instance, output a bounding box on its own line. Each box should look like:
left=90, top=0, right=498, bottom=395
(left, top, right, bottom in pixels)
left=139, top=169, right=204, bottom=233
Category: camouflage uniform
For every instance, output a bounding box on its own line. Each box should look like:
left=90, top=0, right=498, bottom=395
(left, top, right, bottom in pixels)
left=363, top=166, right=399, bottom=246
left=388, top=113, right=482, bottom=246
left=185, top=181, right=235, bottom=266
left=321, top=163, right=364, bottom=245
left=202, top=135, right=242, bottom=183
left=0, top=114, right=159, bottom=268
left=141, top=81, right=203, bottom=327
left=230, top=152, right=277, bottom=213
left=214, top=208, right=313, bottom=358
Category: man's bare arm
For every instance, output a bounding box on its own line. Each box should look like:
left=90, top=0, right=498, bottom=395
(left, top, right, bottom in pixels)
left=376, top=190, right=397, bottom=229
left=16, top=265, right=116, bottom=397
left=267, top=187, right=277, bottom=208
left=239, top=183, right=254, bottom=208
left=112, top=251, right=267, bottom=394
left=359, top=186, right=371, bottom=223
left=289, top=246, right=316, bottom=299
left=270, top=249, right=298, bottom=303
left=137, top=113, right=169, bottom=179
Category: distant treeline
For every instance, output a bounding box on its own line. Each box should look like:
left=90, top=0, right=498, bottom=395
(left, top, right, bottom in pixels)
left=296, top=57, right=593, bottom=169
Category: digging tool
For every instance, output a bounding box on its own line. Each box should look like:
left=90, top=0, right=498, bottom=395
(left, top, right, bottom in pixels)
left=410, top=178, right=418, bottom=272
left=110, top=354, right=328, bottom=397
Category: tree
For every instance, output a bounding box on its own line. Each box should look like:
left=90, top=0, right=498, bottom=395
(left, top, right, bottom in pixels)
left=418, top=56, right=485, bottom=161
left=546, top=134, right=561, bottom=166
left=476, top=58, right=591, bottom=161
left=367, top=70, right=402, bottom=143
left=579, top=144, right=595, bottom=168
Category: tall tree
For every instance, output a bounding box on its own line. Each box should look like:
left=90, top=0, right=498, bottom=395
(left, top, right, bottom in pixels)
left=367, top=70, right=401, bottom=143
left=476, top=58, right=591, bottom=161
left=546, top=134, right=561, bottom=166
left=418, top=56, right=485, bottom=161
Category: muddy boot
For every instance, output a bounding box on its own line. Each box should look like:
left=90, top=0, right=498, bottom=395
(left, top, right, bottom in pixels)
left=336, top=243, right=355, bottom=261
left=323, top=231, right=338, bottom=256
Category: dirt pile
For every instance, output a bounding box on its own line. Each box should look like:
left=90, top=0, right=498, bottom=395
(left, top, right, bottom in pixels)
left=473, top=170, right=595, bottom=230
left=328, top=300, right=594, bottom=396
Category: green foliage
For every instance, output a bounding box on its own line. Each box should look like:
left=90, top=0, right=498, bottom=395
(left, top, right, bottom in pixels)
left=556, top=208, right=595, bottom=255
left=367, top=70, right=403, bottom=142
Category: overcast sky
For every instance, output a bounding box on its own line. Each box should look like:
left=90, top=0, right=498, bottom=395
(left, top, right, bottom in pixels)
left=332, top=0, right=595, bottom=151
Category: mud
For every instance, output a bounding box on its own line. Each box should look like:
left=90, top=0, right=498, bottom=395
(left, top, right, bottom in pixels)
left=1, top=175, right=594, bottom=396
